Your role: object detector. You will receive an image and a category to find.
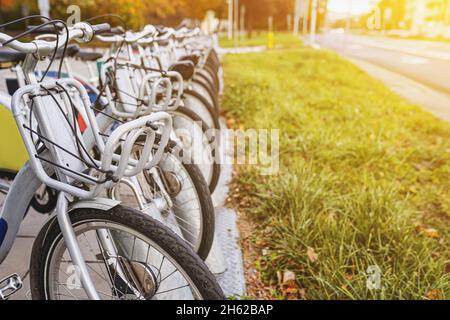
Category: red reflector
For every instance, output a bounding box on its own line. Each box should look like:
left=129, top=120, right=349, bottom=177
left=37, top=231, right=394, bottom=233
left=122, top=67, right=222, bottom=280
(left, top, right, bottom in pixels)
left=77, top=114, right=87, bottom=133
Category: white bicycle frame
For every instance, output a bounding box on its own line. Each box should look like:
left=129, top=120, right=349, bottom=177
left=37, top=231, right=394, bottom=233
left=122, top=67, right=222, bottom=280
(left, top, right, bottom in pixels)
left=0, top=22, right=175, bottom=300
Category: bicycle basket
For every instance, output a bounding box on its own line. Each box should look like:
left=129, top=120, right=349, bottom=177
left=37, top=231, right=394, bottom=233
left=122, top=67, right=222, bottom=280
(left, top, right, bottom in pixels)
left=11, top=78, right=172, bottom=199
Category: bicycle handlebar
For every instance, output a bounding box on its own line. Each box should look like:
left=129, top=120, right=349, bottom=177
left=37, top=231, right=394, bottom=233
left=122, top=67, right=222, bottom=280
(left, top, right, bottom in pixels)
left=0, top=22, right=110, bottom=55
left=26, top=24, right=64, bottom=34
left=91, top=23, right=111, bottom=35
left=96, top=25, right=156, bottom=44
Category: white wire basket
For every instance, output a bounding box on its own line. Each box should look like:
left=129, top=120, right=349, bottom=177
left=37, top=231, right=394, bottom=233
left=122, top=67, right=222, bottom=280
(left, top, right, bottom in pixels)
left=11, top=78, right=172, bottom=199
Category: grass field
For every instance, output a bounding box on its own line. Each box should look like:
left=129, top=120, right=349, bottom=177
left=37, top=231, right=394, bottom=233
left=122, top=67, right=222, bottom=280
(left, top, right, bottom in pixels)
left=219, top=32, right=301, bottom=49
left=222, top=42, right=450, bottom=299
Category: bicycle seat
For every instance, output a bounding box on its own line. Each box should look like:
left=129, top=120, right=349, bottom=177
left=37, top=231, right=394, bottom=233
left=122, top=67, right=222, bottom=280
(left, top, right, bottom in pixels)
left=179, top=54, right=200, bottom=67
left=169, top=60, right=195, bottom=81
left=0, top=48, right=26, bottom=67
left=55, top=44, right=80, bottom=59
left=76, top=50, right=103, bottom=61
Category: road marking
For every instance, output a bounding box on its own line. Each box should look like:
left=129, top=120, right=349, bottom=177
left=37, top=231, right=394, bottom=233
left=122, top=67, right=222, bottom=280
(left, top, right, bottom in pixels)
left=401, top=55, right=429, bottom=65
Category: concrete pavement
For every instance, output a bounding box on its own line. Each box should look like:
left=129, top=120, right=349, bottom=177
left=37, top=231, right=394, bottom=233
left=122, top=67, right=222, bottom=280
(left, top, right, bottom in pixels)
left=317, top=33, right=450, bottom=95
left=350, top=58, right=450, bottom=123
left=315, top=32, right=450, bottom=123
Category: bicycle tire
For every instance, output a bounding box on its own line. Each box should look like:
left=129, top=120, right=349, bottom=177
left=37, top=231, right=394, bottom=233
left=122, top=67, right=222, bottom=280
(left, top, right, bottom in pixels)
left=29, top=205, right=225, bottom=300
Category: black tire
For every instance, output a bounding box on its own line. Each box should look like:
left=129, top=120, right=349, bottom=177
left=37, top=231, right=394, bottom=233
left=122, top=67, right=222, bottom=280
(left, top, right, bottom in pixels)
left=203, top=64, right=220, bottom=94
left=208, top=50, right=220, bottom=71
left=184, top=89, right=221, bottom=131
left=30, top=185, right=58, bottom=214
left=172, top=107, right=221, bottom=194
left=195, top=69, right=217, bottom=93
left=29, top=205, right=225, bottom=300
left=172, top=159, right=215, bottom=259
left=193, top=78, right=220, bottom=114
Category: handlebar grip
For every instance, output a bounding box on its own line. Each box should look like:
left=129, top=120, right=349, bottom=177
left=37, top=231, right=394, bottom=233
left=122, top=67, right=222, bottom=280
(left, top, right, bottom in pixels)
left=109, top=26, right=125, bottom=35
left=91, top=23, right=111, bottom=35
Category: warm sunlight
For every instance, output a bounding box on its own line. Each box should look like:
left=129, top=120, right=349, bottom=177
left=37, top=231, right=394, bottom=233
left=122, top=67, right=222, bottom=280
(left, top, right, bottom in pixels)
left=328, top=0, right=379, bottom=15
left=0, top=0, right=449, bottom=303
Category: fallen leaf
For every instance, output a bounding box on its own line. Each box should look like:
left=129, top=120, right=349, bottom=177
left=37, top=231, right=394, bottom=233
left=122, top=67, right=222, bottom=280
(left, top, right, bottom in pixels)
left=227, top=118, right=236, bottom=126
left=421, top=228, right=440, bottom=239
left=425, top=289, right=442, bottom=300
left=284, top=286, right=298, bottom=294
left=306, top=247, right=319, bottom=263
left=345, top=273, right=354, bottom=281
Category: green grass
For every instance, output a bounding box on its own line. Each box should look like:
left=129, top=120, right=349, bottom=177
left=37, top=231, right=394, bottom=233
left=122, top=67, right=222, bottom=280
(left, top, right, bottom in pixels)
left=222, top=43, right=450, bottom=300
left=219, top=32, right=301, bottom=49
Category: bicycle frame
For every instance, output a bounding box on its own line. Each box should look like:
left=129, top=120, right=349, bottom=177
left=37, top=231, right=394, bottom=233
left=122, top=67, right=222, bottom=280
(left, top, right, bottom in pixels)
left=1, top=26, right=218, bottom=297
left=0, top=23, right=174, bottom=300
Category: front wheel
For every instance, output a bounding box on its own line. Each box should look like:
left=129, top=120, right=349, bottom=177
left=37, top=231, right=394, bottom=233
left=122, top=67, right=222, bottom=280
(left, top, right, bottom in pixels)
left=29, top=205, right=224, bottom=300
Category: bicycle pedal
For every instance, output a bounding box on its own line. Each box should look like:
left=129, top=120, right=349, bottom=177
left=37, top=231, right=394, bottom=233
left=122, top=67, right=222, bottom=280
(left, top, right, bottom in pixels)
left=0, top=273, right=23, bottom=300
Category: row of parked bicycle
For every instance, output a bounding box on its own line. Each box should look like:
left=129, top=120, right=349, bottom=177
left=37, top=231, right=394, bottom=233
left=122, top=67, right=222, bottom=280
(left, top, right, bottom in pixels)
left=0, top=16, right=226, bottom=300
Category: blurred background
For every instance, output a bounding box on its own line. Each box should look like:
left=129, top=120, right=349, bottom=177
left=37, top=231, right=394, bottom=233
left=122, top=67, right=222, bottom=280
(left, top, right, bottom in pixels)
left=1, top=0, right=449, bottom=300
left=0, top=0, right=449, bottom=40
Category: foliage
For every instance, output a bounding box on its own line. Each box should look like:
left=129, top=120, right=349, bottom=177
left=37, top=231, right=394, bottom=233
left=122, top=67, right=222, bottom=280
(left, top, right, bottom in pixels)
left=0, top=0, right=302, bottom=30
left=219, top=32, right=301, bottom=48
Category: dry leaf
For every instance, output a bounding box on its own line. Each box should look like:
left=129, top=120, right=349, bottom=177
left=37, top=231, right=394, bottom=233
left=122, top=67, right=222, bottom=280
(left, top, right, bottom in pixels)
left=425, top=289, right=442, bottom=300
left=227, top=118, right=236, bottom=126
left=421, top=228, right=440, bottom=239
left=284, top=286, right=298, bottom=294
left=307, top=247, right=319, bottom=263
left=345, top=273, right=354, bottom=281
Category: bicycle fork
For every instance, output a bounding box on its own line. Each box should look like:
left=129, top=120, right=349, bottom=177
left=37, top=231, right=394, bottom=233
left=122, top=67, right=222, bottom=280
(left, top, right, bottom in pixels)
left=56, top=193, right=101, bottom=300
left=56, top=193, right=153, bottom=300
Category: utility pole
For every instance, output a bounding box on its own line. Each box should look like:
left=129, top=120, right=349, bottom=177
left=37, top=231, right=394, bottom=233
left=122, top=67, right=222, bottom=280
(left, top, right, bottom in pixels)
left=240, top=5, right=246, bottom=39
left=268, top=16, right=274, bottom=49
left=234, top=0, right=239, bottom=47
left=310, top=0, right=318, bottom=45
left=345, top=0, right=353, bottom=33
left=302, top=0, right=310, bottom=34
left=287, top=14, right=292, bottom=33
left=227, top=0, right=233, bottom=40
left=293, top=0, right=302, bottom=35
left=344, top=0, right=353, bottom=53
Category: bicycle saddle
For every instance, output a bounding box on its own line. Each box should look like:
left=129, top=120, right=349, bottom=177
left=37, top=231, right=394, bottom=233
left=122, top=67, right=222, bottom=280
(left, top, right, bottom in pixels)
left=169, top=60, right=195, bottom=81
left=0, top=48, right=26, bottom=67
left=179, top=54, right=200, bottom=67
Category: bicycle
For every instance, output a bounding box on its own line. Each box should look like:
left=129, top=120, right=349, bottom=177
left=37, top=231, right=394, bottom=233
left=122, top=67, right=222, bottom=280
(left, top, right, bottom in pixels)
left=0, top=19, right=224, bottom=300
left=1, top=24, right=219, bottom=259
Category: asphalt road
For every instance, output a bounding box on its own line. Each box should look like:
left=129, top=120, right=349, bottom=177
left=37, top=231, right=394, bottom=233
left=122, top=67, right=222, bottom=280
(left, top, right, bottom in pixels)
left=316, top=33, right=450, bottom=95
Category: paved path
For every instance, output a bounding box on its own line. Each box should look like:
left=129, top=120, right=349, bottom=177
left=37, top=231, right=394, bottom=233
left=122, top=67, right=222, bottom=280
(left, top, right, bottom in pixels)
left=317, top=33, right=450, bottom=95
left=350, top=59, right=450, bottom=123
left=315, top=33, right=450, bottom=122
left=218, top=46, right=265, bottom=55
